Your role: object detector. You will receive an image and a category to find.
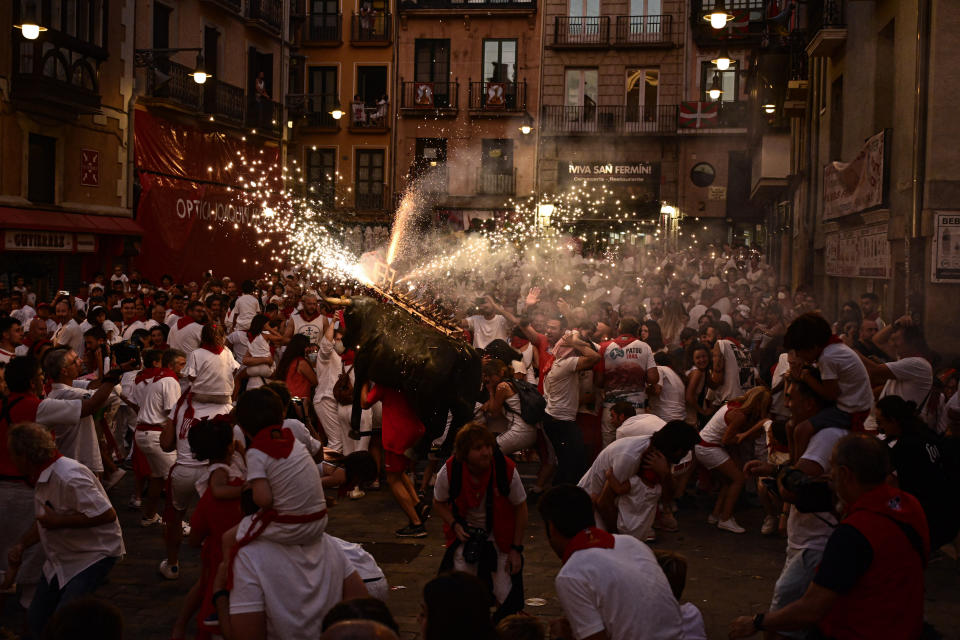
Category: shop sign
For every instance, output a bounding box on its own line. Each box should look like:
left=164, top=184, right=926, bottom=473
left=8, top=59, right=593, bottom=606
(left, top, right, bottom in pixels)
left=932, top=212, right=960, bottom=283
left=823, top=130, right=888, bottom=220
left=76, top=234, right=97, bottom=253
left=558, top=161, right=661, bottom=205
left=708, top=186, right=727, bottom=201
left=3, top=230, right=74, bottom=252
left=825, top=224, right=890, bottom=279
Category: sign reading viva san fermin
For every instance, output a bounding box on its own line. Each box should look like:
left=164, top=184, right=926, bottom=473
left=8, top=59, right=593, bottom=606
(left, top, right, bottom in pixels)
left=558, top=161, right=661, bottom=210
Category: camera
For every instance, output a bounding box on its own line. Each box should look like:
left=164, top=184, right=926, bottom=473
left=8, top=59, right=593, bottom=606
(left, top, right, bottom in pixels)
left=461, top=525, right=490, bottom=564
left=764, top=467, right=835, bottom=514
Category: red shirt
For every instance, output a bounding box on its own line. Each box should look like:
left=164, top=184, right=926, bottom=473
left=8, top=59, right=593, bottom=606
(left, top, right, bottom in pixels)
left=366, top=384, right=424, bottom=455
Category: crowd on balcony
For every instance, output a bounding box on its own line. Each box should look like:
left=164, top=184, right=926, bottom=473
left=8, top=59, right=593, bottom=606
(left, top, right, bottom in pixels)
left=0, top=237, right=957, bottom=640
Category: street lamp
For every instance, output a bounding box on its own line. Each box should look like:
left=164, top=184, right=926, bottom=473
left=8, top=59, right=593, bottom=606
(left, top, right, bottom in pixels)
left=704, top=0, right=734, bottom=29
left=712, top=46, right=732, bottom=71
left=14, top=1, right=46, bottom=39
left=329, top=99, right=344, bottom=121
left=134, top=48, right=211, bottom=85
left=188, top=54, right=210, bottom=84
left=519, top=112, right=534, bottom=135
left=763, top=103, right=776, bottom=114
left=708, top=73, right=723, bottom=100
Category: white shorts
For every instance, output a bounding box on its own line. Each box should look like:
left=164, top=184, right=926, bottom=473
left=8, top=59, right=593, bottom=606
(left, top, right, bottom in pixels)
left=135, top=430, right=177, bottom=478
left=694, top=443, right=730, bottom=470
left=169, top=463, right=207, bottom=512
left=452, top=542, right=512, bottom=604
left=496, top=423, right=538, bottom=455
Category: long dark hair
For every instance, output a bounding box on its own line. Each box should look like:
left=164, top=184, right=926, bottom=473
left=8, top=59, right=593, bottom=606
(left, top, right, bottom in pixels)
left=249, top=314, right=270, bottom=338
left=275, top=334, right=310, bottom=381
left=423, top=573, right=495, bottom=640
left=643, top=319, right=665, bottom=352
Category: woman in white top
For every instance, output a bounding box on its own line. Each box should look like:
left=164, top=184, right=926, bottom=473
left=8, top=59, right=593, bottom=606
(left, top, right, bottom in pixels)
left=242, top=314, right=274, bottom=389
left=480, top=359, right=538, bottom=455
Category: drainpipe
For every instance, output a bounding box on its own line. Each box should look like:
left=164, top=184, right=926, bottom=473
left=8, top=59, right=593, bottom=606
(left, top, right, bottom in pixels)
left=906, top=0, right=931, bottom=317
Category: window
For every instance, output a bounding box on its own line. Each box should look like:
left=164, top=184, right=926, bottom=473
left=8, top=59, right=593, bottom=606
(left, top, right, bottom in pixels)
left=482, top=40, right=517, bottom=83
left=830, top=76, right=843, bottom=161
left=479, top=139, right=514, bottom=195
left=355, top=150, right=385, bottom=210
left=630, top=0, right=661, bottom=14
left=307, top=66, right=337, bottom=127
left=625, top=68, right=658, bottom=123
left=414, top=138, right=447, bottom=192
left=565, top=69, right=598, bottom=108
left=357, top=66, right=387, bottom=107
left=310, top=0, right=340, bottom=40
left=701, top=60, right=739, bottom=103
left=153, top=2, right=171, bottom=73
left=28, top=134, right=56, bottom=204
left=414, top=39, right=451, bottom=107
left=628, top=0, right=663, bottom=36
left=306, top=148, right=336, bottom=205
left=568, top=0, right=600, bottom=35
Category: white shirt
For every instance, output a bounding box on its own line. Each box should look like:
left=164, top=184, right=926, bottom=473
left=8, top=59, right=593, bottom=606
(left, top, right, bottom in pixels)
left=230, top=531, right=355, bottom=640
left=168, top=320, right=203, bottom=355
left=244, top=335, right=272, bottom=389
left=330, top=535, right=385, bottom=585
left=283, top=418, right=323, bottom=457
left=938, top=392, right=960, bottom=436
left=434, top=461, right=526, bottom=529
left=246, top=439, right=326, bottom=518
left=137, top=375, right=182, bottom=425
left=313, top=336, right=343, bottom=402
left=579, top=435, right=652, bottom=495
left=47, top=382, right=103, bottom=473
left=226, top=330, right=252, bottom=362
left=817, top=343, right=873, bottom=413
left=556, top=534, right=684, bottom=640
left=32, top=397, right=83, bottom=431
left=232, top=294, right=261, bottom=332
left=713, top=340, right=743, bottom=404
left=616, top=414, right=666, bottom=440
left=699, top=403, right=732, bottom=445
left=117, top=319, right=146, bottom=342
left=52, top=320, right=83, bottom=354
left=864, top=356, right=933, bottom=430
left=466, top=314, right=511, bottom=349
left=34, top=456, right=124, bottom=586
left=291, top=312, right=326, bottom=345
left=544, top=356, right=581, bottom=421
left=599, top=337, right=656, bottom=407
left=183, top=347, right=240, bottom=396
left=647, top=366, right=687, bottom=422
left=680, top=602, right=707, bottom=640
left=787, top=427, right=846, bottom=551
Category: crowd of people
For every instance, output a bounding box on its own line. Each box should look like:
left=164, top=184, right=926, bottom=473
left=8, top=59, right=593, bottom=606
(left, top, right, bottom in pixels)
left=0, top=241, right=958, bottom=640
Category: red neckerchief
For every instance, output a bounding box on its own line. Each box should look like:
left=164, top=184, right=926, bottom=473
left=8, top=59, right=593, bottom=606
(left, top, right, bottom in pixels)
left=246, top=331, right=256, bottom=342
left=299, top=310, right=320, bottom=323
left=135, top=367, right=179, bottom=385
left=561, top=527, right=616, bottom=565
left=177, top=316, right=195, bottom=330
left=341, top=349, right=355, bottom=366
left=828, top=334, right=844, bottom=345
left=610, top=334, right=639, bottom=348
left=28, top=451, right=63, bottom=487
left=168, top=310, right=184, bottom=318
left=510, top=336, right=529, bottom=350
left=249, top=426, right=295, bottom=459
left=201, top=344, right=224, bottom=355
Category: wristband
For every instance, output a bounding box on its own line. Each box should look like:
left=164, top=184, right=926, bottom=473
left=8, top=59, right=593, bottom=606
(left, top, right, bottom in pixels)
left=753, top=613, right=765, bottom=632
left=212, top=589, right=230, bottom=604
left=511, top=544, right=524, bottom=553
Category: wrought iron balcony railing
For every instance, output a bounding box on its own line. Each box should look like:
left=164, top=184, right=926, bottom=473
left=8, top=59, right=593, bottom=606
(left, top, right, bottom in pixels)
left=613, top=15, right=672, bottom=46
left=204, top=79, right=245, bottom=123
left=306, top=14, right=342, bottom=42
left=551, top=16, right=610, bottom=46
left=288, top=93, right=340, bottom=128
left=351, top=12, right=391, bottom=43
left=246, top=0, right=283, bottom=33
left=476, top=168, right=516, bottom=195
left=541, top=104, right=678, bottom=135
left=399, top=0, right=535, bottom=10
left=467, top=81, right=526, bottom=112
left=399, top=80, right=459, bottom=113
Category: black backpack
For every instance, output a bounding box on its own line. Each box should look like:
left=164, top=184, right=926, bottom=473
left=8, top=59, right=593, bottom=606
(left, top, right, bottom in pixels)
left=504, top=379, right=547, bottom=426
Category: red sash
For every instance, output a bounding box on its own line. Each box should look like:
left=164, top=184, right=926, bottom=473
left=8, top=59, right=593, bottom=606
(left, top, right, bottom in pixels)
left=226, top=507, right=328, bottom=588
left=249, top=426, right=295, bottom=459
left=561, top=526, right=616, bottom=565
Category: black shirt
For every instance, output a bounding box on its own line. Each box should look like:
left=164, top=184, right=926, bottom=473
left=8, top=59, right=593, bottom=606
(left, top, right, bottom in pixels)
left=813, top=524, right=874, bottom=594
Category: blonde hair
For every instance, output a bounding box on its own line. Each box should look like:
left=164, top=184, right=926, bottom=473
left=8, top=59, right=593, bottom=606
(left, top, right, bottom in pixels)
left=731, top=386, right=771, bottom=421
left=8, top=422, right=56, bottom=466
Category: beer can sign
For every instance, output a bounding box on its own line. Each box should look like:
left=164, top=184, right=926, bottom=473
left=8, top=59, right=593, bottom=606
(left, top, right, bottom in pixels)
left=932, top=212, right=960, bottom=283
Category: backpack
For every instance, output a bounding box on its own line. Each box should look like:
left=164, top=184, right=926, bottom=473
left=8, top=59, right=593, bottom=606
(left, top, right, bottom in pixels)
left=730, top=341, right=758, bottom=390
left=333, top=362, right=354, bottom=405
left=504, top=379, right=547, bottom=426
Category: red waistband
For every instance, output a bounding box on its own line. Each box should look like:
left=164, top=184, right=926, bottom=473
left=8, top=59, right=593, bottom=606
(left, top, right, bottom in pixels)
left=698, top=439, right=722, bottom=448
left=136, top=424, right=165, bottom=432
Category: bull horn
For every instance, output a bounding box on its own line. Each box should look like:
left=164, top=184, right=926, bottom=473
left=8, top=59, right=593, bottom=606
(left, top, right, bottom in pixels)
left=324, top=297, right=352, bottom=307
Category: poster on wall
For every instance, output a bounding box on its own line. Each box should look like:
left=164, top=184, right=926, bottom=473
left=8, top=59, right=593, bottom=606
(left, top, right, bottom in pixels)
left=822, top=130, right=889, bottom=220
left=825, top=224, right=890, bottom=279
left=557, top=161, right=661, bottom=214
left=932, top=212, right=960, bottom=283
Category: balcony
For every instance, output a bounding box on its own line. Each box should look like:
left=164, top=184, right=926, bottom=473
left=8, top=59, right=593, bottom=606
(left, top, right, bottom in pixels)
left=540, top=105, right=678, bottom=135
left=145, top=61, right=203, bottom=111
left=806, top=0, right=846, bottom=58
left=200, top=0, right=242, bottom=13
left=246, top=98, right=283, bottom=136
left=246, top=0, right=283, bottom=34
left=11, top=29, right=108, bottom=114
left=477, top=169, right=516, bottom=196
left=305, top=14, right=343, bottom=44
left=677, top=101, right=748, bottom=132
left=467, top=81, right=526, bottom=115
left=399, top=81, right=459, bottom=117
left=691, top=0, right=765, bottom=47
left=614, top=15, right=673, bottom=47
left=348, top=103, right=390, bottom=132
left=288, top=93, right=340, bottom=129
left=351, top=12, right=391, bottom=44
left=550, top=16, right=610, bottom=47
left=398, top=0, right=536, bottom=13
left=204, top=79, right=246, bottom=124
left=355, top=185, right=388, bottom=211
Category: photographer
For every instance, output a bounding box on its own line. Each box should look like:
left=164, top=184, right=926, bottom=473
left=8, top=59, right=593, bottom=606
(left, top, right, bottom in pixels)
left=730, top=434, right=929, bottom=639
left=433, top=423, right=528, bottom=618
left=742, top=371, right=846, bottom=640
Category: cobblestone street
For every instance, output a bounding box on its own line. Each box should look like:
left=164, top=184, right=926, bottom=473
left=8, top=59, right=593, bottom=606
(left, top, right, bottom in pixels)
left=3, top=466, right=959, bottom=639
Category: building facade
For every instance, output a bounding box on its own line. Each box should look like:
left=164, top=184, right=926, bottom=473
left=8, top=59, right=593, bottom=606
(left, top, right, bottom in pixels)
left=1, top=0, right=140, bottom=294
left=392, top=0, right=541, bottom=229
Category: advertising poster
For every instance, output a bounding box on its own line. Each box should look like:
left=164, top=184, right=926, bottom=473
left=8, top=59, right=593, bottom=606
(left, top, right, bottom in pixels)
left=825, top=224, right=890, bottom=279
left=932, top=212, right=960, bottom=283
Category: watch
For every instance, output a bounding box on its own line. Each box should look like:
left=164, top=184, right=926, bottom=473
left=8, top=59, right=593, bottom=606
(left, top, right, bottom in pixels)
left=511, top=544, right=524, bottom=553
left=753, top=613, right=765, bottom=631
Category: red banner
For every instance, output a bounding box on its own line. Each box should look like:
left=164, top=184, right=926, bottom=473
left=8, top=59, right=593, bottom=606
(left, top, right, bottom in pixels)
left=133, top=109, right=281, bottom=284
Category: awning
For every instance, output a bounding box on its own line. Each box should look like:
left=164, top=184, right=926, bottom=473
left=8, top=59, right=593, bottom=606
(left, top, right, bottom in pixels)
left=0, top=207, right=143, bottom=235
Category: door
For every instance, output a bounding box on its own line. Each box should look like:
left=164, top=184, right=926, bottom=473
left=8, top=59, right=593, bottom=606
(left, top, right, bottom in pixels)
left=307, top=148, right=336, bottom=204
left=311, top=0, right=339, bottom=40
left=414, top=39, right=450, bottom=107
left=414, top=138, right=447, bottom=191
left=629, top=0, right=662, bottom=37
left=355, top=150, right=385, bottom=209
left=568, top=0, right=599, bottom=38
left=565, top=68, right=598, bottom=130
left=152, top=3, right=171, bottom=73
left=308, top=66, right=337, bottom=126
left=357, top=66, right=387, bottom=107
left=480, top=139, right=513, bottom=194
left=625, top=68, right=658, bottom=128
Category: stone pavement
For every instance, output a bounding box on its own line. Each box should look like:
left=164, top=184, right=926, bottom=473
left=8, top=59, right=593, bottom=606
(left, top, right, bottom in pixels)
left=2, top=466, right=959, bottom=639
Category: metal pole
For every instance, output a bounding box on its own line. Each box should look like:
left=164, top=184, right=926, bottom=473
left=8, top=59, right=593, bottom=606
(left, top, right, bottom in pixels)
left=907, top=0, right=931, bottom=316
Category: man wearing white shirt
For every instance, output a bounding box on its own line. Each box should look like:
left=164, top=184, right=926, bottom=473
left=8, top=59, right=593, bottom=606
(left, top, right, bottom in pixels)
left=43, top=348, right=105, bottom=477
left=0, top=317, right=23, bottom=364
left=116, top=299, right=145, bottom=342
left=52, top=299, right=83, bottom=355
left=231, top=280, right=262, bottom=332
left=6, top=422, right=124, bottom=640
left=462, top=296, right=511, bottom=349
left=168, top=301, right=206, bottom=355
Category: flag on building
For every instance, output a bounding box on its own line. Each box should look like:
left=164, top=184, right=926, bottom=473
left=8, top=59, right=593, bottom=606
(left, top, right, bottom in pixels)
left=679, top=101, right=719, bottom=129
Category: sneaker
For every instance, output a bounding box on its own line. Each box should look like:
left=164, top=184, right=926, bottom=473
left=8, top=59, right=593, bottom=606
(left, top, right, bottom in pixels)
left=181, top=522, right=191, bottom=536
left=657, top=511, right=680, bottom=532
left=395, top=523, right=428, bottom=538
left=761, top=515, right=778, bottom=536
left=201, top=611, right=220, bottom=630
left=707, top=514, right=719, bottom=525
left=140, top=514, right=162, bottom=527
left=158, top=559, right=179, bottom=580
left=644, top=532, right=656, bottom=543
left=128, top=495, right=142, bottom=510
left=102, top=469, right=126, bottom=491
left=718, top=518, right=746, bottom=534
left=369, top=480, right=380, bottom=490
left=348, top=487, right=365, bottom=500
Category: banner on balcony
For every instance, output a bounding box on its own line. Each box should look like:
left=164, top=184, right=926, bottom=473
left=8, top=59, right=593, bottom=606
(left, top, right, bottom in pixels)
left=679, top=102, right=718, bottom=129
left=133, top=109, right=281, bottom=283
left=825, top=224, right=890, bottom=279
left=823, top=130, right=888, bottom=221
left=558, top=161, right=660, bottom=210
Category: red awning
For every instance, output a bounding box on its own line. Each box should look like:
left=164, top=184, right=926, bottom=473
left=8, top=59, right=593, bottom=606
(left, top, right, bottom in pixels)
left=0, top=207, right=143, bottom=235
